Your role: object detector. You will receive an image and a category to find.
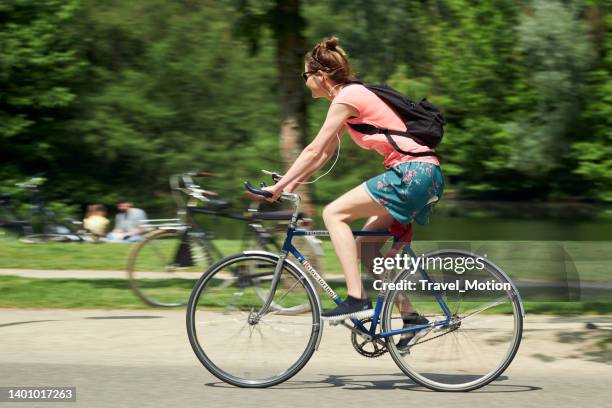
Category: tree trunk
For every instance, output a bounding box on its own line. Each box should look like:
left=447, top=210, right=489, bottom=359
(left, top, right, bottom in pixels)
left=271, top=0, right=315, bottom=218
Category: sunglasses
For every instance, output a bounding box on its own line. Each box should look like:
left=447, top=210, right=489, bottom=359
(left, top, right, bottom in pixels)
left=302, top=70, right=317, bottom=81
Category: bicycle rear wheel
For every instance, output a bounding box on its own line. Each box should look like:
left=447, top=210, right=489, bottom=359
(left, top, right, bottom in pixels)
left=382, top=249, right=523, bottom=391
left=186, top=252, right=320, bottom=387
left=127, top=229, right=212, bottom=307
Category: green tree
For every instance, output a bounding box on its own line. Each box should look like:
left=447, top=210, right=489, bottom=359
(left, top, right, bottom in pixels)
left=69, top=0, right=281, bottom=204
left=234, top=0, right=316, bottom=215
left=0, top=0, right=83, bottom=179
left=513, top=0, right=593, bottom=176
left=572, top=0, right=612, bottom=202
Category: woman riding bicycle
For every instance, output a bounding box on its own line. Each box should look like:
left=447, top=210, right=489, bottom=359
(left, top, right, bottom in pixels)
left=258, top=37, right=444, bottom=322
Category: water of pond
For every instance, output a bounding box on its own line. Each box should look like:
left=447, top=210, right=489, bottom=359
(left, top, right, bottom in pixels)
left=188, top=212, right=612, bottom=241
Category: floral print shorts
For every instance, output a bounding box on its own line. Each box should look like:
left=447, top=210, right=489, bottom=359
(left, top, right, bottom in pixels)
left=363, top=161, right=444, bottom=225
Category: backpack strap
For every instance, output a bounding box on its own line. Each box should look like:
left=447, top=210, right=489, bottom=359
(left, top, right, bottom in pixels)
left=347, top=123, right=438, bottom=158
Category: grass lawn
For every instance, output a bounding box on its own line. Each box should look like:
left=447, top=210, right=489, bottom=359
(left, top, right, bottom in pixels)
left=0, top=234, right=610, bottom=314
left=0, top=235, right=610, bottom=283
left=0, top=275, right=610, bottom=314
left=0, top=235, right=243, bottom=270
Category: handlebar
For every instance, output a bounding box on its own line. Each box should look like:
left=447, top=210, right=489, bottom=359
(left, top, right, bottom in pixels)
left=244, top=181, right=273, bottom=198
left=243, top=181, right=299, bottom=202
left=168, top=172, right=222, bottom=217
left=176, top=187, right=218, bottom=197
left=261, top=169, right=283, bottom=182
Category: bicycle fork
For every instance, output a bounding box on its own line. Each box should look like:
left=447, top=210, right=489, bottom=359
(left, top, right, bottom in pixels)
left=248, top=250, right=289, bottom=324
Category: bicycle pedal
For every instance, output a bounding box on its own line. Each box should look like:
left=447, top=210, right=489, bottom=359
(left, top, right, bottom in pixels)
left=407, top=327, right=433, bottom=346
left=328, top=320, right=345, bottom=326
left=398, top=348, right=410, bottom=356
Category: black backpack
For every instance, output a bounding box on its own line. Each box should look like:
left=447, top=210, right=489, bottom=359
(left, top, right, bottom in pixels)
left=345, top=80, right=445, bottom=157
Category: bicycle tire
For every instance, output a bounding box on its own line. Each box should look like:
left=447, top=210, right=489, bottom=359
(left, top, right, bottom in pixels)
left=382, top=249, right=523, bottom=392
left=127, top=228, right=213, bottom=307
left=186, top=252, right=321, bottom=387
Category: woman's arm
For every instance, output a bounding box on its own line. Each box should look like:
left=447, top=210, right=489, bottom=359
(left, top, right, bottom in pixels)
left=283, top=136, right=339, bottom=192
left=267, top=102, right=357, bottom=199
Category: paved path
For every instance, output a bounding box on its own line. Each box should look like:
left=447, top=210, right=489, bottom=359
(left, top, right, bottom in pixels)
left=0, top=309, right=610, bottom=408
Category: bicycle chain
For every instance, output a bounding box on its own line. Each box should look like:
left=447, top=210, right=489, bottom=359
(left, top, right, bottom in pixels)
left=351, top=318, right=461, bottom=357
left=411, top=324, right=460, bottom=347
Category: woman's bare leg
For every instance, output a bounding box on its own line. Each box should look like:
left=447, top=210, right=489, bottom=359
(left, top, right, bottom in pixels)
left=355, top=214, right=392, bottom=298
left=322, top=184, right=388, bottom=299
left=356, top=215, right=416, bottom=315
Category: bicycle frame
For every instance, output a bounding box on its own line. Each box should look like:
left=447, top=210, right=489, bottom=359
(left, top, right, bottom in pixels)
left=241, top=181, right=458, bottom=341
left=257, top=223, right=454, bottom=341
left=166, top=172, right=302, bottom=253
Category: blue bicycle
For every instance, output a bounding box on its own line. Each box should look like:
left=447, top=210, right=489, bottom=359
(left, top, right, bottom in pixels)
left=186, top=179, right=524, bottom=391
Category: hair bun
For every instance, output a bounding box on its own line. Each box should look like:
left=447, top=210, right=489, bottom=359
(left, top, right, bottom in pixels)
left=306, top=36, right=354, bottom=83
left=322, top=36, right=339, bottom=51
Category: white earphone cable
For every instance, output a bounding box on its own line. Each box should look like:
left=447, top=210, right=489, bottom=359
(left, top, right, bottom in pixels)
left=295, top=131, right=341, bottom=184
left=294, top=81, right=343, bottom=185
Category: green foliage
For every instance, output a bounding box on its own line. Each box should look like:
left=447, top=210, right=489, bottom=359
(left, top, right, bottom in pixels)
left=572, top=0, right=612, bottom=202
left=0, top=0, right=84, bottom=168
left=0, top=0, right=611, bottom=210
left=513, top=0, right=593, bottom=175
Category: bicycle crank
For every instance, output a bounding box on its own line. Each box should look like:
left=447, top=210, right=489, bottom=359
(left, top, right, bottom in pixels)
left=350, top=318, right=388, bottom=358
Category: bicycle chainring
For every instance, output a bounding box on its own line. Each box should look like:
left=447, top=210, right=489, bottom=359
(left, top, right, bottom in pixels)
left=350, top=318, right=388, bottom=358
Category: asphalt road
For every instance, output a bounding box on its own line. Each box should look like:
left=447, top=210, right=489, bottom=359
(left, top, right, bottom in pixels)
left=0, top=309, right=610, bottom=408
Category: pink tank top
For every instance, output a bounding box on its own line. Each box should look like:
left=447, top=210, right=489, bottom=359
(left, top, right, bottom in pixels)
left=331, top=84, right=440, bottom=168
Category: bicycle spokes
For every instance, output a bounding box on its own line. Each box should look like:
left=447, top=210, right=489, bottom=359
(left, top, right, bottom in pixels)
left=188, top=255, right=320, bottom=385
left=383, top=250, right=522, bottom=391
left=128, top=230, right=207, bottom=307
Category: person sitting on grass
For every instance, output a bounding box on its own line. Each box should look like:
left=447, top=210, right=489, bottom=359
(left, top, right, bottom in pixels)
left=83, top=204, right=110, bottom=239
left=105, top=198, right=147, bottom=243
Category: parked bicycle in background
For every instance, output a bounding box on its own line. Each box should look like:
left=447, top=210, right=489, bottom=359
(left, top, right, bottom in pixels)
left=0, top=176, right=93, bottom=243
left=126, top=171, right=324, bottom=307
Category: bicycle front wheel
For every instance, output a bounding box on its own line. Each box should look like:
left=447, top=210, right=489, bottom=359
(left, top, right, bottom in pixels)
left=382, top=249, right=523, bottom=392
left=186, top=252, right=321, bottom=387
left=127, top=229, right=212, bottom=307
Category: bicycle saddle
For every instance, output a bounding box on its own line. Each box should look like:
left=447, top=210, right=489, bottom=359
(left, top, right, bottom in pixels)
left=251, top=210, right=304, bottom=221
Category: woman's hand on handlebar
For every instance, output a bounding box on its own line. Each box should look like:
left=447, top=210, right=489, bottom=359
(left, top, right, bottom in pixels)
left=261, top=185, right=282, bottom=202
left=243, top=180, right=301, bottom=203
left=244, top=182, right=282, bottom=202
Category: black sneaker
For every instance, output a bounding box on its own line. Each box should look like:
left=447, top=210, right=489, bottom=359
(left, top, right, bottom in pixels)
left=396, top=313, right=430, bottom=351
left=321, top=295, right=374, bottom=321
